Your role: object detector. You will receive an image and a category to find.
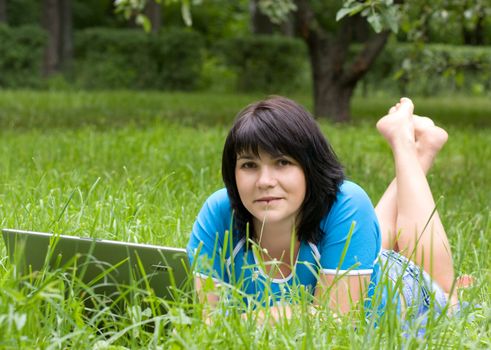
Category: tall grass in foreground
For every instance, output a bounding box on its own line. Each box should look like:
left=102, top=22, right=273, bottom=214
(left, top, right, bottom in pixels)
left=0, top=92, right=490, bottom=348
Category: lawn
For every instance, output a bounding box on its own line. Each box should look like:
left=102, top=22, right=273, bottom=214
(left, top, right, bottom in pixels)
left=0, top=91, right=489, bottom=349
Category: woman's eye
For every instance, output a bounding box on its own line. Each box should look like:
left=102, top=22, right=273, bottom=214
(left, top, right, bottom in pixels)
left=241, top=162, right=256, bottom=169
left=278, top=159, right=291, bottom=166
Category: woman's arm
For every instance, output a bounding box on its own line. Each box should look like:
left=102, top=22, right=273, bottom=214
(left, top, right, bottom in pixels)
left=195, top=276, right=220, bottom=304
left=196, top=274, right=369, bottom=324
left=187, top=189, right=232, bottom=321
left=316, top=182, right=380, bottom=314
left=196, top=275, right=299, bottom=325
left=314, top=273, right=371, bottom=314
left=195, top=276, right=220, bottom=325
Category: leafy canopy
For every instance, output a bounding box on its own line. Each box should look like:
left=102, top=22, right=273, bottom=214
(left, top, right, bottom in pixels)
left=113, top=0, right=403, bottom=34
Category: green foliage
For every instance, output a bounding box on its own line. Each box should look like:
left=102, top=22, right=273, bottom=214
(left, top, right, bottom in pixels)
left=73, top=28, right=204, bottom=90
left=4, top=0, right=40, bottom=26
left=73, top=28, right=154, bottom=89
left=336, top=0, right=400, bottom=33
left=219, top=35, right=309, bottom=93
left=161, top=0, right=250, bottom=44
left=362, top=43, right=491, bottom=96
left=73, top=0, right=123, bottom=29
left=397, top=0, right=491, bottom=45
left=257, top=0, right=296, bottom=24
left=197, top=54, right=237, bottom=93
left=115, top=0, right=195, bottom=26
left=151, top=28, right=205, bottom=90
left=0, top=24, right=46, bottom=88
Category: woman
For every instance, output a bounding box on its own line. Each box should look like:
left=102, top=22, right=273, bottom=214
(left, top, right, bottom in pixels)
left=187, top=96, right=464, bottom=319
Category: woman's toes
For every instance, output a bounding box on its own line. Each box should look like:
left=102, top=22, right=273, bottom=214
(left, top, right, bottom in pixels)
left=398, top=97, right=414, bottom=115
left=376, top=98, right=416, bottom=144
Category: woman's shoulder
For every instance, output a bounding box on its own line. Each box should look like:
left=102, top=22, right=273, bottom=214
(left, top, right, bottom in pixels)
left=191, top=188, right=233, bottom=243
left=322, top=180, right=376, bottom=223
left=200, top=188, right=232, bottom=218
left=205, top=188, right=230, bottom=204
left=315, top=180, right=381, bottom=272
left=336, top=180, right=373, bottom=204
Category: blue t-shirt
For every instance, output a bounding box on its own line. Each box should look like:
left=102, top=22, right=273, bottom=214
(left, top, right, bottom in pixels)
left=186, top=181, right=382, bottom=304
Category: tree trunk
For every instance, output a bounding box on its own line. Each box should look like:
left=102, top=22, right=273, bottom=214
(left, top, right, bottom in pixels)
left=307, top=36, right=355, bottom=122
left=294, top=0, right=390, bottom=122
left=309, top=30, right=389, bottom=121
left=42, top=0, right=73, bottom=76
left=462, top=11, right=485, bottom=45
left=313, top=79, right=355, bottom=122
left=0, top=0, right=6, bottom=23
left=59, top=0, right=73, bottom=69
left=42, top=0, right=61, bottom=76
left=145, top=0, right=161, bottom=34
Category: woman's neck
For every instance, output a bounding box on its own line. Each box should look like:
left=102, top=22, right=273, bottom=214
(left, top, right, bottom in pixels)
left=253, top=218, right=299, bottom=262
left=252, top=218, right=301, bottom=279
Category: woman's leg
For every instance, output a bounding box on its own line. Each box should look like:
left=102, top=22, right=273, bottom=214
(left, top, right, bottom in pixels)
left=375, top=98, right=456, bottom=297
left=376, top=114, right=448, bottom=249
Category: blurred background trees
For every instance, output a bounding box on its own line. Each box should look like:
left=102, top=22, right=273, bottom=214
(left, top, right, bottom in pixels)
left=42, top=0, right=73, bottom=76
left=0, top=0, right=490, bottom=121
left=0, top=0, right=6, bottom=23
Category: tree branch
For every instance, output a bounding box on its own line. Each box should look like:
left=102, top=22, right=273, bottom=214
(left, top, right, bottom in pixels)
left=293, top=0, right=328, bottom=45
left=330, top=16, right=358, bottom=75
left=343, top=29, right=390, bottom=85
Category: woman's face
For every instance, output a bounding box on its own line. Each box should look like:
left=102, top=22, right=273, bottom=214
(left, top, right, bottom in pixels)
left=235, top=149, right=306, bottom=228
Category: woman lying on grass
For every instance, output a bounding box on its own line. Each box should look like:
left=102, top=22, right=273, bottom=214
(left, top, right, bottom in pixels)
left=187, top=96, right=471, bottom=323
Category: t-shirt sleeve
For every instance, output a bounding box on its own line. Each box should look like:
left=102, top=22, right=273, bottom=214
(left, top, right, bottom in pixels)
left=318, top=181, right=381, bottom=276
left=186, top=188, right=232, bottom=283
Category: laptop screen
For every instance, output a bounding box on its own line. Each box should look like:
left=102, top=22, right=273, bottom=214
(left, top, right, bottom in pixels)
left=2, top=229, right=193, bottom=306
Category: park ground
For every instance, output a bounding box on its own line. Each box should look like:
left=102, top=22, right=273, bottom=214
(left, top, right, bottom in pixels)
left=0, top=91, right=489, bottom=349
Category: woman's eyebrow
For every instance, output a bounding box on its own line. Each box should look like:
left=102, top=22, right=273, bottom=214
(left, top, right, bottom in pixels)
left=270, top=154, right=291, bottom=160
left=272, top=154, right=287, bottom=158
left=236, top=154, right=256, bottom=160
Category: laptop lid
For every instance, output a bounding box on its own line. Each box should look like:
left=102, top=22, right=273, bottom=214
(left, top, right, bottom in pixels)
left=1, top=228, right=193, bottom=306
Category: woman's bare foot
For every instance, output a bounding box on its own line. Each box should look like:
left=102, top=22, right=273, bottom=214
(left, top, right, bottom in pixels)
left=444, top=275, right=475, bottom=315
left=377, top=97, right=416, bottom=148
left=414, top=117, right=449, bottom=173
left=413, top=114, right=434, bottom=131
left=456, top=274, right=475, bottom=289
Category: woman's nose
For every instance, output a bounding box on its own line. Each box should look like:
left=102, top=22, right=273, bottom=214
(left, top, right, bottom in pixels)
left=257, top=167, right=276, bottom=188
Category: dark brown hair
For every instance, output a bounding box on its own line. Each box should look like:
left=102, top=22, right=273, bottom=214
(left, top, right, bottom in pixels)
left=222, top=96, right=344, bottom=244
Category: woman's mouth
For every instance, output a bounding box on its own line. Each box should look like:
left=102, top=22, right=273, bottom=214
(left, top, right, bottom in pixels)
left=255, top=197, right=282, bottom=204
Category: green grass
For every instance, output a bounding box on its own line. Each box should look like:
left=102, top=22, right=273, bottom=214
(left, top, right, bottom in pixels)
left=0, top=91, right=490, bottom=349
left=0, top=90, right=490, bottom=129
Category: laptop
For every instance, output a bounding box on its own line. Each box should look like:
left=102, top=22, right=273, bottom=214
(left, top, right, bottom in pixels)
left=1, top=228, right=193, bottom=308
